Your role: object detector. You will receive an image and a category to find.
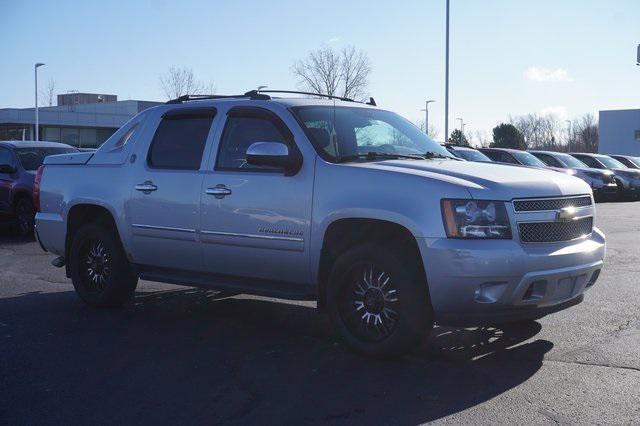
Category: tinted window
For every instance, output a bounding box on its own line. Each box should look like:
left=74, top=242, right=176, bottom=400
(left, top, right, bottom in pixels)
left=555, top=153, right=587, bottom=168
left=0, top=147, right=13, bottom=167
left=455, top=149, right=492, bottom=162
left=15, top=147, right=77, bottom=170
left=216, top=115, right=287, bottom=171
left=574, top=155, right=601, bottom=169
left=597, top=155, right=626, bottom=169
left=483, top=150, right=517, bottom=164
left=533, top=153, right=562, bottom=167
left=512, top=151, right=546, bottom=167
left=148, top=110, right=215, bottom=170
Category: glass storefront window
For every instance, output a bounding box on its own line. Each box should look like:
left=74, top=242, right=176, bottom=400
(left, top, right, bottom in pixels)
left=42, top=127, right=61, bottom=142
left=61, top=128, right=80, bottom=146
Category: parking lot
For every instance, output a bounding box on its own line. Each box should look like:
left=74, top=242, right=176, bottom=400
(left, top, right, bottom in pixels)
left=0, top=202, right=638, bottom=424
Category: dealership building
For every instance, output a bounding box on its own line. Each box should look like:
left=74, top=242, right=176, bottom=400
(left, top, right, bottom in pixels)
left=0, top=93, right=161, bottom=148
left=598, top=108, right=640, bottom=156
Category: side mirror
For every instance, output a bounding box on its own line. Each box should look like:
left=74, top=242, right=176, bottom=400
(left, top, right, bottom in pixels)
left=0, top=163, right=16, bottom=174
left=246, top=142, right=302, bottom=176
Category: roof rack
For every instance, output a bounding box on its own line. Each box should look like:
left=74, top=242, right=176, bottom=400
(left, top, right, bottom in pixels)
left=165, top=92, right=270, bottom=104
left=257, top=89, right=377, bottom=106
left=165, top=89, right=378, bottom=106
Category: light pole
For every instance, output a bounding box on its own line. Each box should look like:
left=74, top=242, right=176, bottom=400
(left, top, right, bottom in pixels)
left=34, top=62, right=45, bottom=141
left=457, top=117, right=464, bottom=145
left=565, top=119, right=572, bottom=151
left=420, top=100, right=435, bottom=136
left=444, top=0, right=450, bottom=145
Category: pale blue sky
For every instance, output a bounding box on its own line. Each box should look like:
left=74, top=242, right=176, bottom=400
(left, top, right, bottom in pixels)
left=1, top=0, right=639, bottom=140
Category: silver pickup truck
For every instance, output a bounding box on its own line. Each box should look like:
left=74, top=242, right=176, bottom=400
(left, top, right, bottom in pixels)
left=35, top=91, right=606, bottom=357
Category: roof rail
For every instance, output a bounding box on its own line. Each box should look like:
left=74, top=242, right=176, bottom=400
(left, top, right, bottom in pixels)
left=165, top=92, right=270, bottom=104
left=257, top=89, right=355, bottom=102
left=165, top=89, right=378, bottom=106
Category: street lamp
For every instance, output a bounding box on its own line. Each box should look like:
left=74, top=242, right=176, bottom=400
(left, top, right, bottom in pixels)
left=34, top=62, right=45, bottom=141
left=444, top=0, right=450, bottom=146
left=420, top=100, right=435, bottom=135
left=257, top=85, right=268, bottom=91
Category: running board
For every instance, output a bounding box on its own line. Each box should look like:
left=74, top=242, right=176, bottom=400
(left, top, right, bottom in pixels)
left=134, top=265, right=317, bottom=301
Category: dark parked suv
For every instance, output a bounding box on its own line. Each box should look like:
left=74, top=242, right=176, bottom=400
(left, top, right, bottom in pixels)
left=0, top=141, right=77, bottom=236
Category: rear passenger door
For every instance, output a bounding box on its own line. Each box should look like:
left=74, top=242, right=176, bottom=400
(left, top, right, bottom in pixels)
left=128, top=108, right=215, bottom=271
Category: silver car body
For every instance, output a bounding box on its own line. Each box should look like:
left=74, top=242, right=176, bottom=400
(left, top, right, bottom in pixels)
left=35, top=97, right=606, bottom=325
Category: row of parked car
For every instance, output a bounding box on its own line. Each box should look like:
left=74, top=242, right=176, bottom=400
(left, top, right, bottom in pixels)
left=444, top=145, right=640, bottom=200
left=0, top=140, right=79, bottom=236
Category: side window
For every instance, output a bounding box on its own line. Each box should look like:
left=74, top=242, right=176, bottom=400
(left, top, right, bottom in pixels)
left=482, top=151, right=500, bottom=161
left=0, top=147, right=13, bottom=167
left=537, top=153, right=561, bottom=167
left=577, top=156, right=600, bottom=168
left=216, top=114, right=288, bottom=171
left=148, top=109, right=215, bottom=170
left=500, top=152, right=518, bottom=164
left=113, top=123, right=139, bottom=150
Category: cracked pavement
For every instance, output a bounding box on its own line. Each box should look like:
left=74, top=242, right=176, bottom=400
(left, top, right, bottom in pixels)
left=1, top=202, right=639, bottom=424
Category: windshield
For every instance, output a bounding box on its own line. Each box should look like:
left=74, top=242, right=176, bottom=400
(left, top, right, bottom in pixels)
left=512, top=151, right=547, bottom=167
left=292, top=106, right=453, bottom=162
left=15, top=147, right=77, bottom=171
left=454, top=149, right=492, bottom=162
left=597, top=155, right=626, bottom=169
left=555, top=153, right=587, bottom=168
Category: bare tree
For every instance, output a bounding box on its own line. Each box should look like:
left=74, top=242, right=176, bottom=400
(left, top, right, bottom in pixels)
left=509, top=113, right=561, bottom=150
left=40, top=78, right=56, bottom=106
left=416, top=120, right=440, bottom=140
left=292, top=45, right=371, bottom=100
left=573, top=113, right=598, bottom=153
left=159, top=66, right=215, bottom=100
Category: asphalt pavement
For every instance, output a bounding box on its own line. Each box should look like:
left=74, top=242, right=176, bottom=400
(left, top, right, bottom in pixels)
left=1, top=202, right=639, bottom=425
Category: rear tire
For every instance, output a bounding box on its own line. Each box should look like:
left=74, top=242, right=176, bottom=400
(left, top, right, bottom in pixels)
left=14, top=198, right=34, bottom=238
left=69, top=223, right=138, bottom=307
left=327, top=243, right=433, bottom=357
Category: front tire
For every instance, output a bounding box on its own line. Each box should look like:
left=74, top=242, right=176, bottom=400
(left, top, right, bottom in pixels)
left=327, top=244, right=433, bottom=357
left=69, top=223, right=138, bottom=307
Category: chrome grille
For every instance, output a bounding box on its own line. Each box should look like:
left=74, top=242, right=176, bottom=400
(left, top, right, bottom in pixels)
left=513, top=196, right=592, bottom=212
left=519, top=217, right=593, bottom=243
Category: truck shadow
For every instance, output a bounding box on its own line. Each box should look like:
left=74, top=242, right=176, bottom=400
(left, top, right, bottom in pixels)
left=0, top=288, right=551, bottom=425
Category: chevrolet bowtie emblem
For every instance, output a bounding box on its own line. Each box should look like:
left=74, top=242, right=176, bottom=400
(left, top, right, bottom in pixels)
left=557, top=206, right=577, bottom=221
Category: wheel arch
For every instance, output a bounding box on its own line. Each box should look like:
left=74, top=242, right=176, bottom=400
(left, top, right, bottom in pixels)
left=315, top=217, right=430, bottom=312
left=65, top=202, right=123, bottom=277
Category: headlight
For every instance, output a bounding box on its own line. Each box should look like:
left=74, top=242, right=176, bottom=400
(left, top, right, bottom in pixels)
left=441, top=199, right=512, bottom=239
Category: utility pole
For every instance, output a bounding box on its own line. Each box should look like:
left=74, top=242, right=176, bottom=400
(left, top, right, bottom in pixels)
left=457, top=117, right=464, bottom=145
left=444, top=0, right=450, bottom=145
left=34, top=62, right=45, bottom=141
left=565, top=119, right=572, bottom=151
left=421, top=100, right=435, bottom=136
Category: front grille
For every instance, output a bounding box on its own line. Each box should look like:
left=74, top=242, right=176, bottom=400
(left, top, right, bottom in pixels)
left=513, top=196, right=592, bottom=212
left=519, top=217, right=593, bottom=243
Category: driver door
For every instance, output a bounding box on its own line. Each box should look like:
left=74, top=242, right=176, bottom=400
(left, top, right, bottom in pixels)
left=199, top=107, right=314, bottom=285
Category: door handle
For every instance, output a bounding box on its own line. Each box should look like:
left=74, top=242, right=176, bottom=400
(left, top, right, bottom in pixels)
left=135, top=181, right=158, bottom=192
left=206, top=185, right=232, bottom=198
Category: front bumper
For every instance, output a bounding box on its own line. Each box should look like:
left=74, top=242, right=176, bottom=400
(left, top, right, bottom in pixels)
left=418, top=228, right=605, bottom=326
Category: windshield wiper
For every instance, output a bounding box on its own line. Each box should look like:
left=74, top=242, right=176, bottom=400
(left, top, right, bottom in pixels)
left=424, top=151, right=452, bottom=159
left=339, top=152, right=425, bottom=163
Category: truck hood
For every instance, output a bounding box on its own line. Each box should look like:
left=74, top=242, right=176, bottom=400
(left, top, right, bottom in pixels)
left=350, top=159, right=591, bottom=200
